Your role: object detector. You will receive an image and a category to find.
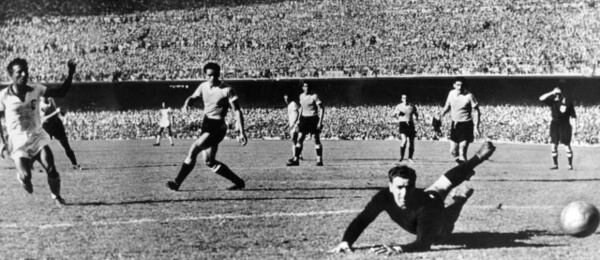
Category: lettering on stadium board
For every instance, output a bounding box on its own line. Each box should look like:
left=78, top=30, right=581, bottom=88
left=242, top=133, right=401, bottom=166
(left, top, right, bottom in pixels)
left=169, top=85, right=189, bottom=89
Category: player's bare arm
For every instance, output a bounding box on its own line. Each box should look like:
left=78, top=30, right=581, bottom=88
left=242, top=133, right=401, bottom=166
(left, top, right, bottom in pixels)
left=45, top=60, right=76, bottom=97
left=42, top=108, right=61, bottom=123
left=230, top=99, right=247, bottom=146
left=539, top=88, right=560, bottom=101
left=317, top=103, right=325, bottom=130
left=473, top=106, right=481, bottom=137
left=0, top=113, right=6, bottom=158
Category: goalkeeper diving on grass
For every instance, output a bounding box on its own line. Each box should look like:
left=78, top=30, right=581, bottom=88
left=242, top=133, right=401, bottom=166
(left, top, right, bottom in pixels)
left=329, top=141, right=496, bottom=255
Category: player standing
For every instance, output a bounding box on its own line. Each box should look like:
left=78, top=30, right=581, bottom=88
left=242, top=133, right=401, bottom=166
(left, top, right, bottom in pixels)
left=391, top=94, right=419, bottom=162
left=286, top=82, right=325, bottom=166
left=40, top=96, right=82, bottom=170
left=283, top=92, right=303, bottom=161
left=539, top=86, right=577, bottom=170
left=439, top=77, right=481, bottom=163
left=329, top=142, right=496, bottom=255
left=153, top=102, right=175, bottom=146
left=166, top=62, right=247, bottom=191
left=0, top=58, right=76, bottom=206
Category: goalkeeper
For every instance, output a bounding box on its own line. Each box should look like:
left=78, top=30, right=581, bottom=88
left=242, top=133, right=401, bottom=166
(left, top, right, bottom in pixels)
left=330, top=142, right=496, bottom=255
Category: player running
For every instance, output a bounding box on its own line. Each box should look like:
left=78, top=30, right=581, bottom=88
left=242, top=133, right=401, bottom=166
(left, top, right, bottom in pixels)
left=391, top=94, right=419, bottom=162
left=439, top=77, right=481, bottom=163
left=0, top=58, right=76, bottom=206
left=329, top=141, right=496, bottom=255
left=39, top=96, right=82, bottom=170
left=153, top=102, right=175, bottom=146
left=539, top=86, right=577, bottom=170
left=166, top=62, right=247, bottom=191
left=286, top=82, right=325, bottom=166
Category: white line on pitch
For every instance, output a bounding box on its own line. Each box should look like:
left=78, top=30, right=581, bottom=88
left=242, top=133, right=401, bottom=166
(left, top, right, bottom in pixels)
left=2, top=206, right=561, bottom=230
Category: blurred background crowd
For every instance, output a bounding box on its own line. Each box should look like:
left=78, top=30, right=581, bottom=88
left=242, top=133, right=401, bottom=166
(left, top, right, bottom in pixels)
left=60, top=104, right=600, bottom=145
left=1, top=0, right=599, bottom=82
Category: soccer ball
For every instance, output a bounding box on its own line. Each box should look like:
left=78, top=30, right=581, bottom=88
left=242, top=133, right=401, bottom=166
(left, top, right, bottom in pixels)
left=559, top=201, right=600, bottom=237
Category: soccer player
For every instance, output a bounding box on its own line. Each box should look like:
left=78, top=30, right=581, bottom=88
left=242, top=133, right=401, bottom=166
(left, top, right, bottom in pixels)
left=539, top=87, right=577, bottom=170
left=329, top=141, right=496, bottom=255
left=40, top=96, right=82, bottom=170
left=166, top=62, right=247, bottom=191
left=439, top=77, right=481, bottom=163
left=0, top=58, right=76, bottom=206
left=286, top=82, right=325, bottom=166
left=391, top=94, right=419, bottom=162
left=153, top=102, right=174, bottom=146
left=283, top=92, right=303, bottom=160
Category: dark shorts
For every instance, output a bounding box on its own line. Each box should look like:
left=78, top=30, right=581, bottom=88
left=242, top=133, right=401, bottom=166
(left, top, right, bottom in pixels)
left=550, top=120, right=572, bottom=145
left=201, top=118, right=227, bottom=146
left=399, top=121, right=416, bottom=138
left=450, top=120, right=474, bottom=143
left=298, top=116, right=320, bottom=135
left=42, top=118, right=67, bottom=140
left=157, top=126, right=173, bottom=136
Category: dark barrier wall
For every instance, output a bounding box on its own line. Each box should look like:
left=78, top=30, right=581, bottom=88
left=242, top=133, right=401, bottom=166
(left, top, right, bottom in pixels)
left=1, top=76, right=599, bottom=109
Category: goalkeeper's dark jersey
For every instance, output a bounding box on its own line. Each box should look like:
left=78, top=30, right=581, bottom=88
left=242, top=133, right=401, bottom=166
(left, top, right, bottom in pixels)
left=342, top=187, right=445, bottom=252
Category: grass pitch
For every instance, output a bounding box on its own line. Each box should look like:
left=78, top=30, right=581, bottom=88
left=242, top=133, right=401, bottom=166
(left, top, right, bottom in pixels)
left=0, top=139, right=599, bottom=259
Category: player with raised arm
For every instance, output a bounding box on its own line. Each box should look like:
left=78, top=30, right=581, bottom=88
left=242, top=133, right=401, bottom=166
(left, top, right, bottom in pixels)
left=391, top=94, right=419, bottom=162
left=329, top=142, right=496, bottom=255
left=539, top=86, right=577, bottom=170
left=166, top=62, right=247, bottom=191
left=153, top=102, right=175, bottom=146
left=286, top=82, right=325, bottom=166
left=438, top=77, right=481, bottom=163
left=40, top=96, right=82, bottom=170
left=0, top=58, right=76, bottom=207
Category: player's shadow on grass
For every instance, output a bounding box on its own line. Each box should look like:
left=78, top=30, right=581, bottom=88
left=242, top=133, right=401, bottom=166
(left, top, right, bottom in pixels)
left=71, top=196, right=339, bottom=206
left=481, top=178, right=600, bottom=183
left=434, top=230, right=560, bottom=250
left=243, top=187, right=384, bottom=192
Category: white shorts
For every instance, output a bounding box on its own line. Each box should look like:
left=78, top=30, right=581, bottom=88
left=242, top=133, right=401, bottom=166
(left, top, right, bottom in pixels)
left=159, top=120, right=171, bottom=128
left=8, top=130, right=52, bottom=160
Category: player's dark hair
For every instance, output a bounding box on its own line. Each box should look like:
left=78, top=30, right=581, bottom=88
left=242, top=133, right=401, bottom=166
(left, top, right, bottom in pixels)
left=301, top=81, right=312, bottom=93
left=203, top=62, right=221, bottom=77
left=454, top=76, right=467, bottom=88
left=7, top=58, right=28, bottom=74
left=388, top=166, right=416, bottom=186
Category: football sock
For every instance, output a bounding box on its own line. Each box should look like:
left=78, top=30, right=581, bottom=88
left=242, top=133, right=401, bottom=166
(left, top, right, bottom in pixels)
left=567, top=151, right=573, bottom=166
left=400, top=145, right=406, bottom=160
left=444, top=156, right=482, bottom=186
left=551, top=151, right=558, bottom=166
left=66, top=150, right=78, bottom=166
left=294, top=145, right=303, bottom=161
left=47, top=177, right=61, bottom=199
left=174, top=161, right=195, bottom=185
left=408, top=145, right=414, bottom=159
left=212, top=162, right=244, bottom=186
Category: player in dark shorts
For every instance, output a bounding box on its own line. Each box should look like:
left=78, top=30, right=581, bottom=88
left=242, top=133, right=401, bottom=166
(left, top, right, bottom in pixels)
left=539, top=87, right=577, bottom=170
left=439, top=77, right=481, bottom=163
left=329, top=142, right=496, bottom=255
left=286, top=82, right=325, bottom=166
left=166, top=62, right=247, bottom=191
left=40, top=96, right=82, bottom=170
left=391, top=94, right=419, bottom=162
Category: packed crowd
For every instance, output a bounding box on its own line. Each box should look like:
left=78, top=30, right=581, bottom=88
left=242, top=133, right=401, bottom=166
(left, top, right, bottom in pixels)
left=1, top=0, right=599, bottom=82
left=60, top=104, right=600, bottom=145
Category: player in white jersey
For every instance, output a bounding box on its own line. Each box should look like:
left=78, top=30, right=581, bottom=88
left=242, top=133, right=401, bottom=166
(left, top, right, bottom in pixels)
left=39, top=96, right=82, bottom=170
left=391, top=94, right=419, bottom=162
left=286, top=82, right=325, bottom=166
left=166, top=63, right=247, bottom=191
left=0, top=58, right=76, bottom=207
left=439, top=77, right=481, bottom=163
left=283, top=92, right=303, bottom=161
left=153, top=102, right=174, bottom=146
